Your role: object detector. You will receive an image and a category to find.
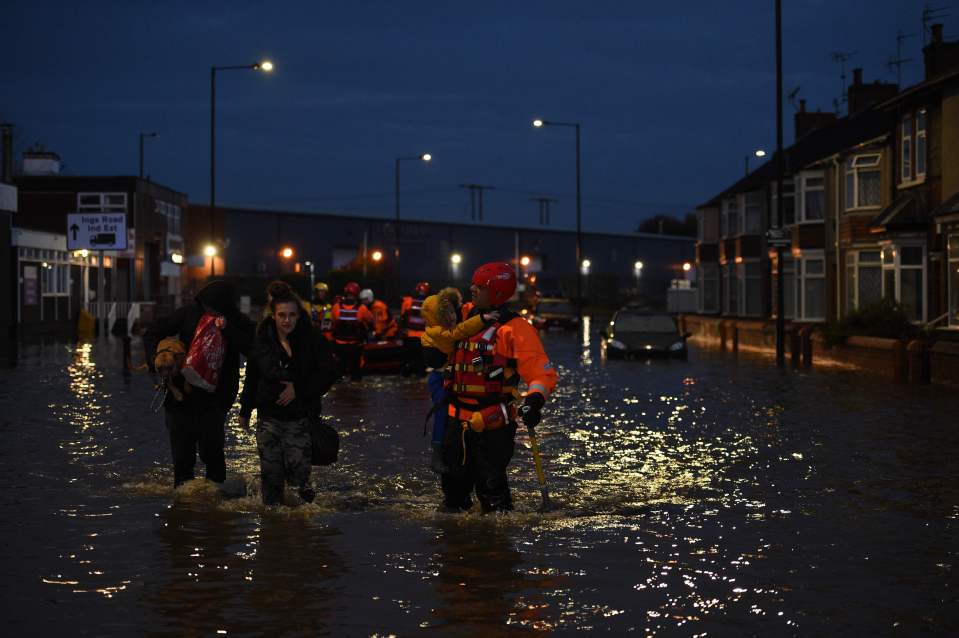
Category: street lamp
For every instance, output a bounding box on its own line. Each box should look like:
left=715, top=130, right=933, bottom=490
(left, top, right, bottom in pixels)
left=210, top=58, right=274, bottom=276
left=394, top=152, right=432, bottom=290
left=281, top=246, right=294, bottom=259
left=532, top=117, right=583, bottom=312
left=450, top=253, right=462, bottom=265
left=520, top=255, right=531, bottom=267
left=371, top=250, right=383, bottom=262
left=745, top=148, right=766, bottom=176
left=139, top=132, right=158, bottom=179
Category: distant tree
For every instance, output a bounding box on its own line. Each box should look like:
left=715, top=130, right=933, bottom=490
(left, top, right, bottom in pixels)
left=636, top=213, right=696, bottom=236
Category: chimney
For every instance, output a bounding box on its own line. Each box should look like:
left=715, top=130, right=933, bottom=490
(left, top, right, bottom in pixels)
left=924, top=23, right=959, bottom=78
left=847, top=68, right=898, bottom=115
left=22, top=145, right=61, bottom=176
left=0, top=124, right=12, bottom=184
left=794, top=102, right=837, bottom=140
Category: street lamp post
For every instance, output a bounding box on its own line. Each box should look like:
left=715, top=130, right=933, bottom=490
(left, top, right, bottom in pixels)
left=139, top=132, right=158, bottom=179
left=744, top=148, right=766, bottom=176
left=774, top=0, right=786, bottom=368
left=210, top=59, right=273, bottom=277
left=393, top=153, right=431, bottom=294
left=533, top=118, right=582, bottom=313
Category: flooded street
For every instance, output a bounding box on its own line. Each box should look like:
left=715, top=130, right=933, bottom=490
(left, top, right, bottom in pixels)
left=1, top=323, right=957, bottom=636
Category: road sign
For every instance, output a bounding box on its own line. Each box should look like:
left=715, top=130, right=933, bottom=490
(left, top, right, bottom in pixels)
left=67, top=212, right=128, bottom=251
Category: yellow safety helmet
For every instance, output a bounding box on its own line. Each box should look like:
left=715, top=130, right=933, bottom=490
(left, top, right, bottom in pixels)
left=314, top=282, right=329, bottom=293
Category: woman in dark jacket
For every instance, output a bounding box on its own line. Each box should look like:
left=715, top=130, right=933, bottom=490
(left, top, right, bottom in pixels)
left=239, top=287, right=337, bottom=505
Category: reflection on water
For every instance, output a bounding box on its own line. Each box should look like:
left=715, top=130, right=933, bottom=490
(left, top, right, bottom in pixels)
left=1, top=337, right=958, bottom=635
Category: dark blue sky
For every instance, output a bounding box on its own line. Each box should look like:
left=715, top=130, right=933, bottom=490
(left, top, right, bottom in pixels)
left=2, top=1, right=946, bottom=232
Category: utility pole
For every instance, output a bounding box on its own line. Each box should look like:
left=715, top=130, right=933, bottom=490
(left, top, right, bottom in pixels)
left=458, top=184, right=494, bottom=221
left=530, top=196, right=558, bottom=225
left=775, top=0, right=786, bottom=369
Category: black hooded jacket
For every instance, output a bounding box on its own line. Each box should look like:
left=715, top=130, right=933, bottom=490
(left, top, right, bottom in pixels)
left=143, top=281, right=255, bottom=413
left=239, top=313, right=337, bottom=422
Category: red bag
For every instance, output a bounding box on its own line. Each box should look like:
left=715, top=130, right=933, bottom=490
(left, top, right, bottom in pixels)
left=182, top=313, right=227, bottom=392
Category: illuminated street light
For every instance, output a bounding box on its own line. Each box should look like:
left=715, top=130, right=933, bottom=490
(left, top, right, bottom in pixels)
left=204, top=244, right=217, bottom=258
left=683, top=262, right=692, bottom=272
left=281, top=246, right=294, bottom=259
left=520, top=255, right=531, bottom=267
left=371, top=250, right=383, bottom=262
left=745, top=148, right=767, bottom=176
left=532, top=119, right=544, bottom=128
left=634, top=260, right=644, bottom=271
left=755, top=149, right=767, bottom=158
left=255, top=60, right=274, bottom=72
left=450, top=253, right=462, bottom=265
left=582, top=259, right=591, bottom=269
left=171, top=252, right=184, bottom=264
left=421, top=153, right=432, bottom=162
left=79, top=249, right=89, bottom=258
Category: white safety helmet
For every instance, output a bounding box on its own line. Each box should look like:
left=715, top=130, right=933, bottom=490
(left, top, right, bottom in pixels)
left=358, top=288, right=374, bottom=304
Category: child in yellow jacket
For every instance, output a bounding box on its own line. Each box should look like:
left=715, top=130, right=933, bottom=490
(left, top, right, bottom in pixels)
left=420, top=287, right=499, bottom=473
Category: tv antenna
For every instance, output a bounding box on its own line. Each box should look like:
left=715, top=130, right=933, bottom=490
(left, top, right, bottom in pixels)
left=787, top=86, right=802, bottom=111
left=831, top=50, right=857, bottom=106
left=922, top=4, right=950, bottom=46
left=888, top=30, right=915, bottom=86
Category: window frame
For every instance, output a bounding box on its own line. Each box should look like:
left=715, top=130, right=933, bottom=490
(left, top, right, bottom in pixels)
left=796, top=171, right=825, bottom=224
left=794, top=250, right=826, bottom=322
left=845, top=154, right=883, bottom=211
left=698, top=262, right=720, bottom=314
left=915, top=109, right=927, bottom=179
left=844, top=249, right=882, bottom=313
left=77, top=192, right=128, bottom=212
left=881, top=242, right=927, bottom=323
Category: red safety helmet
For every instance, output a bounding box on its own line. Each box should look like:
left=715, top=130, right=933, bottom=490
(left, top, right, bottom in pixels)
left=471, top=262, right=516, bottom=306
left=343, top=281, right=361, bottom=297
left=415, top=281, right=431, bottom=296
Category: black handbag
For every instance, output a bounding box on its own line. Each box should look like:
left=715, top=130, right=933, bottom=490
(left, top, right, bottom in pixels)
left=310, top=415, right=339, bottom=466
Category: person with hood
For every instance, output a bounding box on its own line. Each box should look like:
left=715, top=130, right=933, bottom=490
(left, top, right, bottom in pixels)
left=144, top=280, right=255, bottom=487
left=420, top=287, right=499, bottom=473
left=440, top=262, right=558, bottom=513
left=239, top=286, right=337, bottom=505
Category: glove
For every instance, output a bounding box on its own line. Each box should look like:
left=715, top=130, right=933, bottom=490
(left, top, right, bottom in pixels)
left=518, top=392, right=546, bottom=429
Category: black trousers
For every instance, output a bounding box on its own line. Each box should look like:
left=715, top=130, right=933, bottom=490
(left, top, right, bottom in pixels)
left=440, top=420, right=517, bottom=512
left=164, top=403, right=228, bottom=487
left=401, top=337, right=424, bottom=376
left=333, top=342, right=363, bottom=380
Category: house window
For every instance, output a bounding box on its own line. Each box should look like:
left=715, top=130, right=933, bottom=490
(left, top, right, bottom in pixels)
left=771, top=179, right=795, bottom=227
left=845, top=154, right=882, bottom=209
left=845, top=250, right=882, bottom=313
left=723, top=263, right=738, bottom=315
left=900, top=116, right=913, bottom=182
left=722, top=197, right=739, bottom=238
left=916, top=109, right=927, bottom=178
left=949, top=235, right=959, bottom=327
left=699, top=263, right=719, bottom=313
left=743, top=192, right=762, bottom=234
left=798, top=172, right=825, bottom=222
left=796, top=253, right=825, bottom=321
left=882, top=244, right=926, bottom=322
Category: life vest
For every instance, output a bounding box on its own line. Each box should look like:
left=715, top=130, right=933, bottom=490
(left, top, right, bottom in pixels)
left=403, top=296, right=427, bottom=333
left=445, top=319, right=521, bottom=424
left=332, top=304, right=366, bottom=343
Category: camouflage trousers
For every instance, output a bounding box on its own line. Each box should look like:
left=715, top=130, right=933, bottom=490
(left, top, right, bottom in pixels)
left=255, top=416, right=312, bottom=505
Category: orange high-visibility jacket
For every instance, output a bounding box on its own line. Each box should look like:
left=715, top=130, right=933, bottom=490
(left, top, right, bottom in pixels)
left=331, top=302, right=374, bottom=344
left=448, top=314, right=558, bottom=419
left=400, top=295, right=427, bottom=338
left=370, top=299, right=398, bottom=339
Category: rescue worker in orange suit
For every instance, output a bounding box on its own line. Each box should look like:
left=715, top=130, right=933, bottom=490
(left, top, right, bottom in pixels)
left=400, top=281, right=430, bottom=376
left=359, top=288, right=398, bottom=340
left=440, top=262, right=558, bottom=513
left=308, top=282, right=334, bottom=341
left=331, top=281, right=374, bottom=380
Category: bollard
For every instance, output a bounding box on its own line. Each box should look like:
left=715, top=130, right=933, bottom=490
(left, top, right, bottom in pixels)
left=906, top=339, right=931, bottom=385
left=800, top=326, right=814, bottom=368
left=790, top=328, right=801, bottom=368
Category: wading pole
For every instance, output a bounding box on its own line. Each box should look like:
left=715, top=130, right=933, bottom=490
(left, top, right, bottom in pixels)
left=526, top=424, right=552, bottom=511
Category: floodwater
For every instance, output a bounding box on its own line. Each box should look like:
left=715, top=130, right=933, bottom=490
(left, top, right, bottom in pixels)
left=1, top=321, right=957, bottom=636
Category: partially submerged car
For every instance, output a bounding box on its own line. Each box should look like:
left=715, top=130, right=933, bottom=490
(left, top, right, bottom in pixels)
left=600, top=309, right=690, bottom=359
left=528, top=298, right=579, bottom=330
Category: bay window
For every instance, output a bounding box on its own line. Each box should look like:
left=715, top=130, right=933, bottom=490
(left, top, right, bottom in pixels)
left=743, top=192, right=762, bottom=234
left=771, top=179, right=796, bottom=227
left=722, top=197, right=739, bottom=238
left=845, top=250, right=882, bottom=313
left=899, top=109, right=926, bottom=184
left=699, top=263, right=719, bottom=314
left=881, top=244, right=926, bottom=322
left=797, top=253, right=826, bottom=321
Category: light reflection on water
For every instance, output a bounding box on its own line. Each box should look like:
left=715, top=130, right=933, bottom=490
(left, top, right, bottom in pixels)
left=0, top=333, right=957, bottom=635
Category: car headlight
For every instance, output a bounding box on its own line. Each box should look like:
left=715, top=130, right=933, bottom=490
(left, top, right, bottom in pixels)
left=608, top=338, right=627, bottom=350
left=669, top=341, right=685, bottom=351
